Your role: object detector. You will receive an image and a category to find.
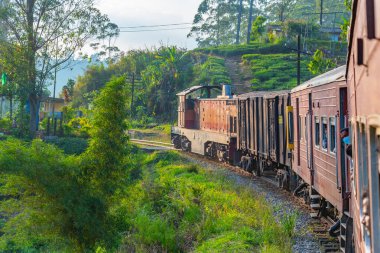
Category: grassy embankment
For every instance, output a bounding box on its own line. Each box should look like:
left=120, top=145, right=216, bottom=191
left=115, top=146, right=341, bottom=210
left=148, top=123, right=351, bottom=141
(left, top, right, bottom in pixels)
left=121, top=151, right=294, bottom=252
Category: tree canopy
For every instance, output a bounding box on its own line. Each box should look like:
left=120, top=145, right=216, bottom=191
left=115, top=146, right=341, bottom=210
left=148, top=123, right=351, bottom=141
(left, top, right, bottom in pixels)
left=0, top=0, right=117, bottom=135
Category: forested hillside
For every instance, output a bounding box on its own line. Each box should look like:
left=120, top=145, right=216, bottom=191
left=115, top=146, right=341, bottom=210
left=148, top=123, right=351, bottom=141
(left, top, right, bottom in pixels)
left=68, top=0, right=350, bottom=125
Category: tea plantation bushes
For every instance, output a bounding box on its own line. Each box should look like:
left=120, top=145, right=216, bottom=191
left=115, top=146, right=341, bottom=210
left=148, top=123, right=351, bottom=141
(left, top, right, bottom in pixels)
left=243, top=53, right=314, bottom=90
left=195, top=43, right=291, bottom=57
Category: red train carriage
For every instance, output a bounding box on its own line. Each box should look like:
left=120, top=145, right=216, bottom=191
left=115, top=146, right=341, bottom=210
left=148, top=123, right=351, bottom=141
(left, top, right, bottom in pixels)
left=291, top=66, right=348, bottom=211
left=347, top=0, right=380, bottom=252
left=291, top=66, right=355, bottom=251
left=171, top=85, right=239, bottom=163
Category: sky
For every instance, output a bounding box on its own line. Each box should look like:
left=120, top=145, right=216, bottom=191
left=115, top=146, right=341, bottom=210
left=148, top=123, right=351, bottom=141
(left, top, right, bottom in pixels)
left=95, top=0, right=204, bottom=51
left=53, top=0, right=204, bottom=94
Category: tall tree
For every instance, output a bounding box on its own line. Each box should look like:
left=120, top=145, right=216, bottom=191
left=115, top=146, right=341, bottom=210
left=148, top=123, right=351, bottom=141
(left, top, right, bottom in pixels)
left=247, top=0, right=254, bottom=43
left=0, top=0, right=115, bottom=135
left=264, top=0, right=297, bottom=23
left=236, top=0, right=244, bottom=44
left=188, top=0, right=243, bottom=47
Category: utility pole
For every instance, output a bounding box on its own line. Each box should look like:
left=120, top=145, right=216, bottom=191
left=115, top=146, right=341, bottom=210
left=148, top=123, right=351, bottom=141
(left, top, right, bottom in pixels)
left=236, top=0, right=243, bottom=44
left=247, top=0, right=254, bottom=44
left=297, top=34, right=301, bottom=86
left=320, top=0, right=324, bottom=26
left=131, top=73, right=135, bottom=117
left=52, top=38, right=58, bottom=136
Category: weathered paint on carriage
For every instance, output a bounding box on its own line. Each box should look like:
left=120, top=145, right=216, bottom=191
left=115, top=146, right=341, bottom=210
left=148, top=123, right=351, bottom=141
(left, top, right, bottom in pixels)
left=347, top=0, right=380, bottom=252
left=291, top=66, right=347, bottom=213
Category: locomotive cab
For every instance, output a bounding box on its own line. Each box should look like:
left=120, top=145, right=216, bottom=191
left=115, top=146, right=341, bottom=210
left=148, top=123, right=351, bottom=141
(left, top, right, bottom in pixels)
left=176, top=85, right=222, bottom=129
left=172, top=85, right=239, bottom=163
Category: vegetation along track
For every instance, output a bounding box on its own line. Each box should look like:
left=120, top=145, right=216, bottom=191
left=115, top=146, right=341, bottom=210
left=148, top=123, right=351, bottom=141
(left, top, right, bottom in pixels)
left=132, top=139, right=341, bottom=252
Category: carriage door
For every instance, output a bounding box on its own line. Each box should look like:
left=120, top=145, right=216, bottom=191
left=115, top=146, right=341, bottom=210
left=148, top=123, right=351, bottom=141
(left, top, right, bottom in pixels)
left=268, top=98, right=276, bottom=160
left=306, top=93, right=314, bottom=185
left=339, top=88, right=348, bottom=199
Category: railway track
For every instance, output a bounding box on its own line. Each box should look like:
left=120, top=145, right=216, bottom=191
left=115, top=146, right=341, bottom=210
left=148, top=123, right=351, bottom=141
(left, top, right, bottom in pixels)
left=131, top=139, right=341, bottom=252
left=129, top=139, right=175, bottom=150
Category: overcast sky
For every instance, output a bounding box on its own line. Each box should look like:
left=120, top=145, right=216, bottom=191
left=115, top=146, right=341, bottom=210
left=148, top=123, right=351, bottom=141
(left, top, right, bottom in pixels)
left=95, top=0, right=203, bottom=51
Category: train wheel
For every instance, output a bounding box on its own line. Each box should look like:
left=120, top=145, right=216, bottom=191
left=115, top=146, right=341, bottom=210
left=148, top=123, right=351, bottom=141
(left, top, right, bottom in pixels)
left=255, top=159, right=262, bottom=177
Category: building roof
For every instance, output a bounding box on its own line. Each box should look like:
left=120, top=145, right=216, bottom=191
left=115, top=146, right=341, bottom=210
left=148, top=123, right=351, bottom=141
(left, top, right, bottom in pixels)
left=291, top=65, right=346, bottom=93
left=40, top=97, right=65, bottom=103
left=176, top=85, right=221, bottom=96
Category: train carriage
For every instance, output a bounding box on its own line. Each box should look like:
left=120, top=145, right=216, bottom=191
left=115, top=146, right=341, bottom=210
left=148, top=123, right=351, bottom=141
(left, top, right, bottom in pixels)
left=291, top=66, right=348, bottom=215
left=346, top=0, right=380, bottom=252
left=237, top=91, right=292, bottom=182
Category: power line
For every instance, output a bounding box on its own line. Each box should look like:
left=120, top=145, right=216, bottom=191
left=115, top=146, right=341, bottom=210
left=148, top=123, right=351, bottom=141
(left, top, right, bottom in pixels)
left=119, top=22, right=192, bottom=29
left=119, top=27, right=192, bottom=33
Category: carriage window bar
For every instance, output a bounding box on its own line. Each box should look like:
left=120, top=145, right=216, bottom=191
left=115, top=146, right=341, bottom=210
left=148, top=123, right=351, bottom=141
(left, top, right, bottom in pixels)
left=322, top=117, right=328, bottom=150
left=315, top=117, right=320, bottom=147
left=329, top=117, right=336, bottom=153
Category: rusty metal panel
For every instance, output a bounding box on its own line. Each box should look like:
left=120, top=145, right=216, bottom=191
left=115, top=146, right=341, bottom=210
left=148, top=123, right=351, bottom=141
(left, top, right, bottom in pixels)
left=199, top=99, right=238, bottom=135
left=249, top=98, right=254, bottom=152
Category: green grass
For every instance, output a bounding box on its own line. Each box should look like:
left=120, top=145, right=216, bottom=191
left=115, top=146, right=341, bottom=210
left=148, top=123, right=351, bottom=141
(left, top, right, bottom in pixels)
left=119, top=151, right=293, bottom=252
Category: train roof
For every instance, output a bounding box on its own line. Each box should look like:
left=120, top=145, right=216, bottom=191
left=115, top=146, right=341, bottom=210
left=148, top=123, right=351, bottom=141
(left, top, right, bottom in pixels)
left=346, top=0, right=358, bottom=76
left=291, top=65, right=346, bottom=93
left=176, top=85, right=221, bottom=96
left=238, top=90, right=290, bottom=99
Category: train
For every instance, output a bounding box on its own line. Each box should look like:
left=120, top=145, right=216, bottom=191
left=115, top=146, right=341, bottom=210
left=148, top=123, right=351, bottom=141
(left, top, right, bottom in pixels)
left=172, top=1, right=379, bottom=252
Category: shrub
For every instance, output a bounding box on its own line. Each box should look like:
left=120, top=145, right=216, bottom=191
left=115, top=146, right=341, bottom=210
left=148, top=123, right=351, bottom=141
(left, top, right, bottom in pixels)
left=0, top=118, right=11, bottom=132
left=44, top=137, right=88, bottom=155
left=65, top=117, right=92, bottom=138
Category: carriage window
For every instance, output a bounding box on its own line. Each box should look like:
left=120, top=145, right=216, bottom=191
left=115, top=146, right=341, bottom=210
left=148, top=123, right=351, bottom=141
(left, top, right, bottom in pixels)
left=329, top=117, right=336, bottom=153
left=315, top=117, right=320, bottom=147
left=322, top=117, right=328, bottom=150
left=369, top=127, right=380, bottom=249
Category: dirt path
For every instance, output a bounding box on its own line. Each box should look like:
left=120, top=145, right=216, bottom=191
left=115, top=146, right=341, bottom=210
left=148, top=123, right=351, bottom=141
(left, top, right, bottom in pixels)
left=224, top=56, right=253, bottom=95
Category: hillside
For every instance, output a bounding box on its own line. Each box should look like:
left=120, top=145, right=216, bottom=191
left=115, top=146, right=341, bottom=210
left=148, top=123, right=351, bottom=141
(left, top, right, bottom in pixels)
left=68, top=39, right=348, bottom=125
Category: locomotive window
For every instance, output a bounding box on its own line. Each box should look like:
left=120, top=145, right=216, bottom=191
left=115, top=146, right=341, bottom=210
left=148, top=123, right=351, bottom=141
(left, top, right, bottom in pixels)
left=322, top=117, right=328, bottom=150
left=315, top=117, right=320, bottom=147
left=329, top=117, right=336, bottom=153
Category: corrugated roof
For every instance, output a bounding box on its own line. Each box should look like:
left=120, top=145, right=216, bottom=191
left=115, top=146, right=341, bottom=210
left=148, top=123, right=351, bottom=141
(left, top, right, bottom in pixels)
left=291, top=65, right=346, bottom=93
left=238, top=90, right=290, bottom=99
left=176, top=85, right=221, bottom=96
